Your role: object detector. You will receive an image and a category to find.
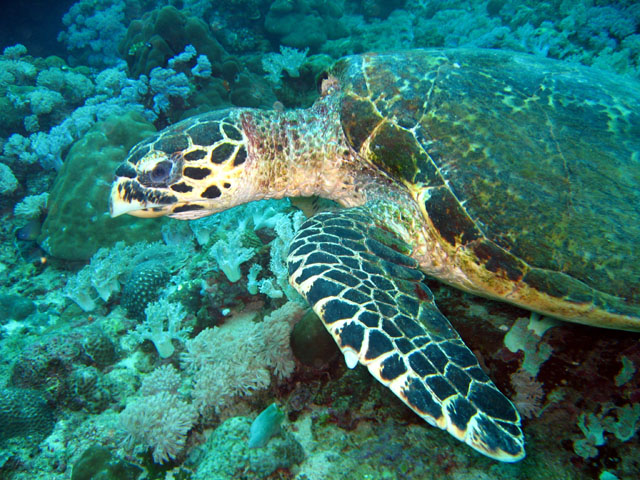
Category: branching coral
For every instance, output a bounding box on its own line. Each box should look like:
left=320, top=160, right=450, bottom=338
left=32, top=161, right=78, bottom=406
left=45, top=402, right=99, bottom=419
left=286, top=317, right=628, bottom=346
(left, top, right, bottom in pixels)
left=131, top=298, right=192, bottom=358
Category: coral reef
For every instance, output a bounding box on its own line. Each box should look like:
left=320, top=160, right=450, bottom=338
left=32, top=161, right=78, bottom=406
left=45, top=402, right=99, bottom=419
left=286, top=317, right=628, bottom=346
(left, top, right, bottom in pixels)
left=0, top=2, right=639, bottom=479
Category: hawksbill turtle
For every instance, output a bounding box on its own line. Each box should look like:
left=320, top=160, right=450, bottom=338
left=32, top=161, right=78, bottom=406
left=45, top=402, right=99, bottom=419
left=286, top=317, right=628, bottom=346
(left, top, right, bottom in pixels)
left=109, top=48, right=640, bottom=462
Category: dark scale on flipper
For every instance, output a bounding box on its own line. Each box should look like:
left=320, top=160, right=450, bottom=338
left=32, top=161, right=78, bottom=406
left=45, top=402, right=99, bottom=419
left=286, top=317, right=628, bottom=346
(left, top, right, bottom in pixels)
left=306, top=277, right=345, bottom=305
left=288, top=239, right=308, bottom=252
left=381, top=318, right=403, bottom=338
left=473, top=415, right=523, bottom=458
left=444, top=364, right=472, bottom=396
left=394, top=337, right=414, bottom=354
left=468, top=383, right=519, bottom=423
left=373, top=290, right=395, bottom=306
left=379, top=353, right=408, bottom=381
left=308, top=233, right=341, bottom=244
left=358, top=310, right=380, bottom=328
left=397, top=294, right=419, bottom=317
left=395, top=315, right=425, bottom=338
left=365, top=329, right=394, bottom=360
left=306, top=252, right=339, bottom=265
left=287, top=206, right=524, bottom=462
left=441, top=341, right=480, bottom=368
left=408, top=351, right=437, bottom=377
left=323, top=226, right=365, bottom=241
left=339, top=321, right=365, bottom=350
left=342, top=289, right=370, bottom=305
left=403, top=377, right=443, bottom=421
left=447, top=397, right=477, bottom=432
left=292, top=243, right=316, bottom=256
left=323, top=299, right=359, bottom=323
left=325, top=269, right=360, bottom=287
left=425, top=375, right=457, bottom=401
left=423, top=344, right=449, bottom=373
left=293, top=265, right=330, bottom=284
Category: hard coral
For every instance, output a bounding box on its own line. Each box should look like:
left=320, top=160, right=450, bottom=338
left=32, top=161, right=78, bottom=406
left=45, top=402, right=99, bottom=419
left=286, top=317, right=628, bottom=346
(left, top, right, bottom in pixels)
left=0, top=387, right=55, bottom=445
left=121, top=260, right=170, bottom=320
left=119, top=6, right=226, bottom=78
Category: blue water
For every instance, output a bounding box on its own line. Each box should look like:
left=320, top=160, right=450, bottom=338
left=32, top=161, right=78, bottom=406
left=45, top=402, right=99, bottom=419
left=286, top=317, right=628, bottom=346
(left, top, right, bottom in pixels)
left=0, top=1, right=638, bottom=479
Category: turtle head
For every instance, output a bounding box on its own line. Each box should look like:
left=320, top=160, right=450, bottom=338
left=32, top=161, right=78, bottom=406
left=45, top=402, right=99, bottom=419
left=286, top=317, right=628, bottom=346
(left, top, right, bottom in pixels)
left=110, top=110, right=251, bottom=220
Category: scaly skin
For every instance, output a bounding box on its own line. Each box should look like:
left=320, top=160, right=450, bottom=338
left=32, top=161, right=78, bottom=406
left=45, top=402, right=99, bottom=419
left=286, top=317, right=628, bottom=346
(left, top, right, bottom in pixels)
left=109, top=83, right=425, bottom=259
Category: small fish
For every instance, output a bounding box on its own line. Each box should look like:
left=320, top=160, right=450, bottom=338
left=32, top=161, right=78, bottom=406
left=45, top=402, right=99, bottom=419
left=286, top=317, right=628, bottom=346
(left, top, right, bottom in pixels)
left=15, top=219, right=41, bottom=241
left=248, top=403, right=285, bottom=449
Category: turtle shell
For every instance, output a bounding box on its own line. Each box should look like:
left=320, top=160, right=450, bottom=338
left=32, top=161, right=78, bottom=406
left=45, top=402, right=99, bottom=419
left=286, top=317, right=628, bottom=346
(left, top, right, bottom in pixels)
left=332, top=48, right=640, bottom=328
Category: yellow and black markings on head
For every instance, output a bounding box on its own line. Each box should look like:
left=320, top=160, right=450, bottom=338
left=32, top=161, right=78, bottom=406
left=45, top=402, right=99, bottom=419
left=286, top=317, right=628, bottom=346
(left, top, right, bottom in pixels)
left=121, top=112, right=249, bottom=215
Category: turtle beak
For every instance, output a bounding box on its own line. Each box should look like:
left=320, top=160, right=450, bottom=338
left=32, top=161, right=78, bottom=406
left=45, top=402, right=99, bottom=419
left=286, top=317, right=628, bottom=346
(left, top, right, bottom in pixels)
left=109, top=178, right=170, bottom=218
left=109, top=180, right=144, bottom=217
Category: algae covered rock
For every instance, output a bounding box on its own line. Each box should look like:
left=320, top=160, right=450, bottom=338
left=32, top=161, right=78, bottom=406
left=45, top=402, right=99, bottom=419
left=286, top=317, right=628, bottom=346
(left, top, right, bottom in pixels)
left=0, top=293, right=36, bottom=322
left=291, top=309, right=339, bottom=368
left=193, top=416, right=304, bottom=480
left=72, top=445, right=142, bottom=480
left=38, top=111, right=166, bottom=261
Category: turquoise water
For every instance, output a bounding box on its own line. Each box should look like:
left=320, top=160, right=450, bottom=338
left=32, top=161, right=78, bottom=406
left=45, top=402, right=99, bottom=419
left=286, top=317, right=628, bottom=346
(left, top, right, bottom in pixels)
left=0, top=1, right=639, bottom=479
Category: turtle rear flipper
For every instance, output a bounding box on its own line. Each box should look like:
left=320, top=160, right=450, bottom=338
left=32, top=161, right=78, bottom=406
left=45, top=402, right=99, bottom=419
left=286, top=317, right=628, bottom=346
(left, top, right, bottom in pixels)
left=287, top=207, right=525, bottom=462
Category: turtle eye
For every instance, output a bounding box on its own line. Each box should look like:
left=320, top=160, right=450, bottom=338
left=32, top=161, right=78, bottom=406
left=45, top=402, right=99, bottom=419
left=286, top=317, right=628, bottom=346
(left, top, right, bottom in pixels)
left=150, top=160, right=172, bottom=183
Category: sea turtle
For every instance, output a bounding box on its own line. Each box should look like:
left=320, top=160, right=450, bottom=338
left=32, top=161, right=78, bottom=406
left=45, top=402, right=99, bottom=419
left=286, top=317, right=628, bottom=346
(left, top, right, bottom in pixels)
left=109, top=48, right=640, bottom=462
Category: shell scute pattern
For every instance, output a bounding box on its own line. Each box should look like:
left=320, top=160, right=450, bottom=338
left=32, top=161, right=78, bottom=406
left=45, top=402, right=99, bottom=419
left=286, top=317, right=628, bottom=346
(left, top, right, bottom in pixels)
left=335, top=49, right=640, bottom=325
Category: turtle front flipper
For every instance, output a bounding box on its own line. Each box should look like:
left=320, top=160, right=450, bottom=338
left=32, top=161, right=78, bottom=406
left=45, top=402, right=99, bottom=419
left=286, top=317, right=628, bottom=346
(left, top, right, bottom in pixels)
left=287, top=208, right=525, bottom=462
